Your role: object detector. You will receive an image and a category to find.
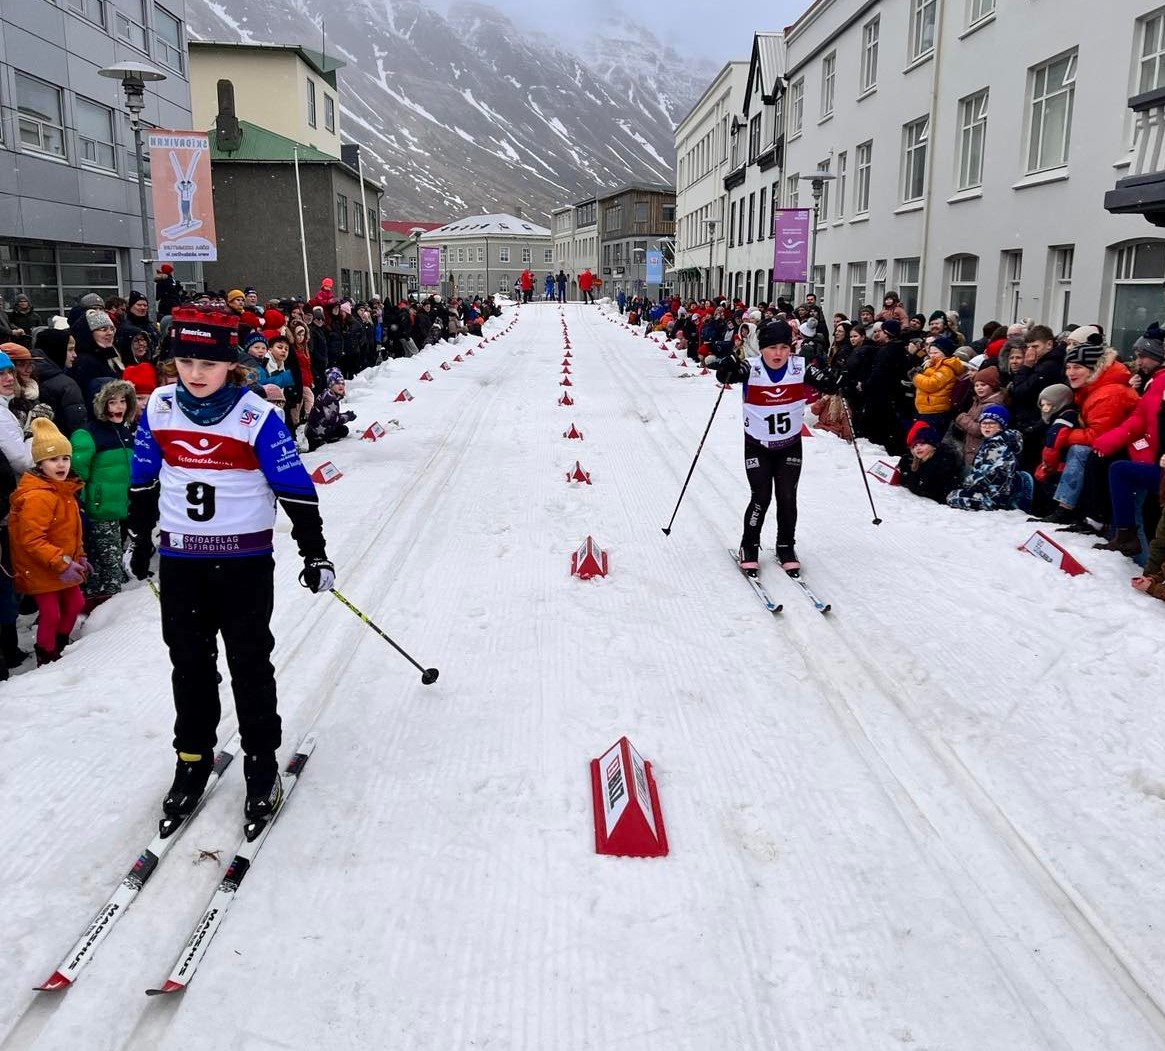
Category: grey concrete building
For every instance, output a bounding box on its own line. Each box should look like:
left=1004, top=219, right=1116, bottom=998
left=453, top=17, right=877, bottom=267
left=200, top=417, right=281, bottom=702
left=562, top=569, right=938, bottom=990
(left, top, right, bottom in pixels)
left=1, top=0, right=194, bottom=316
left=420, top=212, right=552, bottom=299
left=597, top=183, right=676, bottom=298
left=551, top=196, right=598, bottom=300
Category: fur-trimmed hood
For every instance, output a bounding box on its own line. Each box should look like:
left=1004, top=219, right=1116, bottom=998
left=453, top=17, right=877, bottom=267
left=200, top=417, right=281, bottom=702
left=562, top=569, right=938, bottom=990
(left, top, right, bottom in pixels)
left=92, top=378, right=137, bottom=421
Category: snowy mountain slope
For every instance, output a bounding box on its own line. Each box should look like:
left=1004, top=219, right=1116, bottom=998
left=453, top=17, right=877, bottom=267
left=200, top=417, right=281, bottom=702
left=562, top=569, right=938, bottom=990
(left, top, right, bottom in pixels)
left=185, top=0, right=718, bottom=219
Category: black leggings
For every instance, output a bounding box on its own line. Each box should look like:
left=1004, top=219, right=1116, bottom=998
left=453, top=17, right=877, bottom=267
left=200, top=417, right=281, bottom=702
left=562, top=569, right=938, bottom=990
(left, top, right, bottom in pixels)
left=160, top=554, right=280, bottom=759
left=742, top=438, right=803, bottom=549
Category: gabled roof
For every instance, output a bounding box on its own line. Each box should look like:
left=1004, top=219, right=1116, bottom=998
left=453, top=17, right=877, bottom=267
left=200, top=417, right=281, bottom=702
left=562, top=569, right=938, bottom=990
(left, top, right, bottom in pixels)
left=381, top=220, right=444, bottom=236
left=421, top=213, right=551, bottom=239
left=208, top=120, right=334, bottom=163
left=743, top=32, right=786, bottom=113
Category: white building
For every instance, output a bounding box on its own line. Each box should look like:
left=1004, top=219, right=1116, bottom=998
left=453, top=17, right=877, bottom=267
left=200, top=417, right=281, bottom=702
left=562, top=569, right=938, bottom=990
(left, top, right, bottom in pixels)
left=550, top=197, right=599, bottom=299
left=419, top=212, right=552, bottom=298
left=778, top=0, right=1163, bottom=352
left=673, top=60, right=749, bottom=301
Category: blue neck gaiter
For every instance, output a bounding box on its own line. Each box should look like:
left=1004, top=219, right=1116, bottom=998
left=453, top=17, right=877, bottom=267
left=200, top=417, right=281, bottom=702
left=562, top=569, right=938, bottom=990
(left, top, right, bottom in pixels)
left=176, top=378, right=243, bottom=426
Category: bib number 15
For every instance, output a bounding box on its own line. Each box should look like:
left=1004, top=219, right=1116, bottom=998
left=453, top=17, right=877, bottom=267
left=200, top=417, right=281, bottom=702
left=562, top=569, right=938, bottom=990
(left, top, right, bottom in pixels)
left=185, top=482, right=216, bottom=522
left=764, top=412, right=792, bottom=436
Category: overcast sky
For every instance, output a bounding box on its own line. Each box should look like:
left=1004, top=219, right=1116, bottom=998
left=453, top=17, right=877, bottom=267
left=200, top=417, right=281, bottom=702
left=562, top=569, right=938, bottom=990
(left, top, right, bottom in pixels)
left=428, top=0, right=807, bottom=66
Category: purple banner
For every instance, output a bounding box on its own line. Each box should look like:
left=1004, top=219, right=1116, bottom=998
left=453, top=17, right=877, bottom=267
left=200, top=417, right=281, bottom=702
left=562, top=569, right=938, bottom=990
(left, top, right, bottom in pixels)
left=772, top=208, right=811, bottom=283
left=420, top=246, right=441, bottom=285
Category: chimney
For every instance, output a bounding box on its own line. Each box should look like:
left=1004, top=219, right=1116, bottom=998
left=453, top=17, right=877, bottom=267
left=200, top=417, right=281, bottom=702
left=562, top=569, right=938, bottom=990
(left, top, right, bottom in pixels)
left=214, top=79, right=242, bottom=153
left=341, top=143, right=360, bottom=168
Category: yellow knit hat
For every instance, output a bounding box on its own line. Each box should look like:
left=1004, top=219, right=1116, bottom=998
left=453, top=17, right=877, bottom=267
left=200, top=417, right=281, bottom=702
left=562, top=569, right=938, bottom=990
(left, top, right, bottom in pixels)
left=31, top=417, right=72, bottom=463
left=227, top=289, right=245, bottom=302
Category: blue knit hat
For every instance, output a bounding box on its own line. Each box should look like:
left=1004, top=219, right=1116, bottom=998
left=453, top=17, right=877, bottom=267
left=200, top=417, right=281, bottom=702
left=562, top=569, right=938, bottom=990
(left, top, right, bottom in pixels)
left=932, top=335, right=957, bottom=353
left=980, top=404, right=1010, bottom=428
left=325, top=367, right=344, bottom=386
left=0, top=351, right=13, bottom=371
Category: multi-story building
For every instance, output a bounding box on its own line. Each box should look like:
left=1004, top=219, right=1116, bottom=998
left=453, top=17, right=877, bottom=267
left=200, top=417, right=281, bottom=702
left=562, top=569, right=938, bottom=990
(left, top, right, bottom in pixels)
left=381, top=220, right=443, bottom=302
left=723, top=34, right=786, bottom=307
left=597, top=183, right=676, bottom=298
left=420, top=211, right=552, bottom=299
left=550, top=196, right=599, bottom=299
left=673, top=61, right=748, bottom=302
left=1, top=0, right=193, bottom=314
left=779, top=0, right=1159, bottom=352
left=191, top=42, right=383, bottom=300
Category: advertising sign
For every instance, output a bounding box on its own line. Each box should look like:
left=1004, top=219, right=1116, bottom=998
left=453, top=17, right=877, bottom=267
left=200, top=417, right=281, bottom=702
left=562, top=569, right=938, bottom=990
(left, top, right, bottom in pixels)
left=149, top=130, right=217, bottom=261
left=646, top=249, right=663, bottom=284
left=772, top=208, right=811, bottom=283
left=419, top=246, right=441, bottom=286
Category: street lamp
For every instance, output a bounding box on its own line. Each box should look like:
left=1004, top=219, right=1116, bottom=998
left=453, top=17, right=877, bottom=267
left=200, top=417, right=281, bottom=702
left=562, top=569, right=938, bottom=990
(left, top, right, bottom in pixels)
left=632, top=247, right=645, bottom=301
left=99, top=60, right=167, bottom=319
left=702, top=218, right=719, bottom=300
left=408, top=227, right=426, bottom=297
left=798, top=168, right=836, bottom=307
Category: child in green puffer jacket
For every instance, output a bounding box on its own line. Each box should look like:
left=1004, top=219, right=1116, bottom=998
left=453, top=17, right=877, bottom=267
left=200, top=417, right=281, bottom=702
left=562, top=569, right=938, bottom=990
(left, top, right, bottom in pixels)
left=70, top=379, right=136, bottom=611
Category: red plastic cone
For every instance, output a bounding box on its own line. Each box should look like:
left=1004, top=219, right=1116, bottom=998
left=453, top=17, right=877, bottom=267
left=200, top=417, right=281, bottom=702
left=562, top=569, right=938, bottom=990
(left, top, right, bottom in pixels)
left=562, top=365, right=572, bottom=374
left=453, top=354, right=463, bottom=362
left=558, top=392, right=575, bottom=406
left=419, top=371, right=434, bottom=381
left=564, top=423, right=584, bottom=439
left=570, top=535, right=607, bottom=579
left=565, top=461, right=592, bottom=484
left=394, top=389, right=414, bottom=402
left=440, top=361, right=451, bottom=370
left=560, top=376, right=573, bottom=386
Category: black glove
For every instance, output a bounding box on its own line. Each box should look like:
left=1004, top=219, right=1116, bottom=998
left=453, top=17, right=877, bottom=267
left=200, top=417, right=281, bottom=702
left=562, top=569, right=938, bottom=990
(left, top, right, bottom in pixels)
left=343, top=411, right=357, bottom=422
left=123, top=533, right=155, bottom=580
left=715, top=361, right=739, bottom=385
left=298, top=557, right=335, bottom=594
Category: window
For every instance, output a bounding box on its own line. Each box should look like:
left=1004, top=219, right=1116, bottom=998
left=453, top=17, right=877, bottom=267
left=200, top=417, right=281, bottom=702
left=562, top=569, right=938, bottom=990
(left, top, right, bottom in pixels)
left=1028, top=51, right=1076, bottom=173
left=1139, top=12, right=1165, bottom=94
left=895, top=258, right=920, bottom=315
left=758, top=187, right=767, bottom=241
left=946, top=254, right=979, bottom=337
left=634, top=201, right=648, bottom=222
left=860, top=17, right=879, bottom=93
left=817, top=163, right=831, bottom=223
left=499, top=247, right=510, bottom=262
left=811, top=265, right=825, bottom=301
left=336, top=193, right=348, bottom=231
left=115, top=0, right=148, bottom=51
left=902, top=117, right=928, bottom=203
left=544, top=248, right=553, bottom=263
left=522, top=247, right=531, bottom=263
left=747, top=193, right=755, bottom=242
left=306, top=79, right=317, bottom=128
left=729, top=201, right=737, bottom=247
left=738, top=200, right=746, bottom=245
left=872, top=259, right=887, bottom=306
left=855, top=141, right=873, bottom=213
left=848, top=262, right=868, bottom=319
left=770, top=181, right=779, bottom=231
left=353, top=205, right=364, bottom=236
left=910, top=0, right=936, bottom=61
left=477, top=246, right=484, bottom=262
left=968, top=0, right=995, bottom=25
left=1112, top=241, right=1165, bottom=353
left=957, top=91, right=989, bottom=190
left=457, top=248, right=465, bottom=263
left=836, top=151, right=847, bottom=217
left=786, top=172, right=799, bottom=209
left=324, top=95, right=335, bottom=133
left=68, top=0, right=105, bottom=28
left=748, top=114, right=762, bottom=162
left=15, top=74, right=65, bottom=157
left=790, top=79, right=804, bottom=137
left=1002, top=250, right=1023, bottom=321
left=340, top=268, right=351, bottom=297
left=368, top=208, right=377, bottom=238
left=75, top=97, right=116, bottom=170
left=1050, top=245, right=1074, bottom=332
left=605, top=203, right=622, bottom=231
left=154, top=5, right=183, bottom=72
left=821, top=53, right=836, bottom=118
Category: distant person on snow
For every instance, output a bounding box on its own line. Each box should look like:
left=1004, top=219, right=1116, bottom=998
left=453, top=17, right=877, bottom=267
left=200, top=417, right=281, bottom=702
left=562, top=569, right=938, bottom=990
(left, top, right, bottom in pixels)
left=556, top=270, right=568, bottom=304
left=544, top=273, right=555, bottom=301
left=579, top=268, right=595, bottom=304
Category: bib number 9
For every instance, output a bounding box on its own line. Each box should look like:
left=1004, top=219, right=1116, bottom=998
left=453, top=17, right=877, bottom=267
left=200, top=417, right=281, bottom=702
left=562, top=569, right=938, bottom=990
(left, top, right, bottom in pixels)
left=764, top=412, right=792, bottom=436
left=185, top=482, right=217, bottom=522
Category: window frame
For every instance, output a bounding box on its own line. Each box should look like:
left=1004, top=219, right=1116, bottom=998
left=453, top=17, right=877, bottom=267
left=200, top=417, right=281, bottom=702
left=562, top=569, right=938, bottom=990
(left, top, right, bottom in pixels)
left=153, top=4, right=184, bottom=73
left=353, top=204, right=364, bottom=236
left=790, top=78, right=805, bottom=138
left=909, top=0, right=937, bottom=63
left=114, top=0, right=149, bottom=53
left=901, top=116, right=929, bottom=203
left=821, top=52, right=837, bottom=118
left=499, top=246, right=510, bottom=263
left=66, top=0, right=106, bottom=29
left=860, top=17, right=880, bottom=93
left=75, top=95, right=117, bottom=171
left=15, top=73, right=67, bottom=159
left=336, top=192, right=348, bottom=232
left=855, top=141, right=873, bottom=214
left=306, top=78, right=317, bottom=128
left=957, top=90, right=989, bottom=191
left=1139, top=10, right=1165, bottom=95
left=324, top=95, right=336, bottom=134
left=1027, top=50, right=1077, bottom=174
left=967, top=0, right=995, bottom=27
left=836, top=151, right=847, bottom=218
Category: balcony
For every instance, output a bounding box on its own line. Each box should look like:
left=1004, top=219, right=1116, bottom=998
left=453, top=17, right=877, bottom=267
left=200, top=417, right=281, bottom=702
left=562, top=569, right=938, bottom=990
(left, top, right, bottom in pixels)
left=1105, top=87, right=1165, bottom=227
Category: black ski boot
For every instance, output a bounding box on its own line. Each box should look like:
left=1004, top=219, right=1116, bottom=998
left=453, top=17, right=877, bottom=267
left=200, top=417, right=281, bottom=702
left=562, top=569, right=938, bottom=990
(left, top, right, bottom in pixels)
left=244, top=752, right=283, bottom=821
left=1, top=624, right=29, bottom=668
left=777, top=544, right=801, bottom=576
left=163, top=752, right=214, bottom=817
left=738, top=544, right=760, bottom=577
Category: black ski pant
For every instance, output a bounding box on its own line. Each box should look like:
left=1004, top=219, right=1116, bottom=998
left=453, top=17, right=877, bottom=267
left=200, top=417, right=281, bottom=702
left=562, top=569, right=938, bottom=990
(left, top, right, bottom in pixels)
left=160, top=554, right=281, bottom=761
left=742, top=437, right=803, bottom=550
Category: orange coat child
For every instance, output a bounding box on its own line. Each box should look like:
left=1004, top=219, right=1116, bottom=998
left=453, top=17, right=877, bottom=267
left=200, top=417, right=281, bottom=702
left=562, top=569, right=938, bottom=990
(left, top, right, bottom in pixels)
left=8, top=418, right=89, bottom=665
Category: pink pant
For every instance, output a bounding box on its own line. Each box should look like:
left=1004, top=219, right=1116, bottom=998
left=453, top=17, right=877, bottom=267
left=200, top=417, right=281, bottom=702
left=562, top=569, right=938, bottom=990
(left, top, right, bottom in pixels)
left=35, top=587, right=85, bottom=651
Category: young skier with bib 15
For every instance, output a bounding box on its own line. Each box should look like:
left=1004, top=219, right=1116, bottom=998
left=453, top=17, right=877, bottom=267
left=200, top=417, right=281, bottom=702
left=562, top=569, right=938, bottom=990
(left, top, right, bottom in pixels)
left=712, top=318, right=834, bottom=577
left=125, top=306, right=336, bottom=824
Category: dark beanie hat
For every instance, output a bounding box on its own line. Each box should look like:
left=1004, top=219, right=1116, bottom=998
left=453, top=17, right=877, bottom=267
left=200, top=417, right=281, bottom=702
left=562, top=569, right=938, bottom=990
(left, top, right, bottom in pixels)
left=933, top=335, right=957, bottom=353
left=928, top=309, right=947, bottom=323
left=1133, top=322, right=1165, bottom=363
left=34, top=328, right=70, bottom=369
left=907, top=420, right=940, bottom=448
left=1064, top=342, right=1105, bottom=369
left=170, top=305, right=240, bottom=362
left=127, top=290, right=147, bottom=309
left=758, top=319, right=793, bottom=348
left=881, top=318, right=901, bottom=337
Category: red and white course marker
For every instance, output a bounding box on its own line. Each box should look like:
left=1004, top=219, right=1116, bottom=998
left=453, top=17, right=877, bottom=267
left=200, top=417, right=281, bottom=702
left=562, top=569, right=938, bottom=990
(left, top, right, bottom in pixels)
left=866, top=459, right=901, bottom=485
left=394, top=389, right=414, bottom=402
left=310, top=461, right=342, bottom=485
left=590, top=736, right=668, bottom=858
left=361, top=421, right=387, bottom=442
left=1018, top=530, right=1089, bottom=576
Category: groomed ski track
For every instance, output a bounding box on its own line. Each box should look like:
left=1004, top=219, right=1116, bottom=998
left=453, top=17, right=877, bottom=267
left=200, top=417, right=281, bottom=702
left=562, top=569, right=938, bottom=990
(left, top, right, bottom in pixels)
left=2, top=302, right=1164, bottom=1050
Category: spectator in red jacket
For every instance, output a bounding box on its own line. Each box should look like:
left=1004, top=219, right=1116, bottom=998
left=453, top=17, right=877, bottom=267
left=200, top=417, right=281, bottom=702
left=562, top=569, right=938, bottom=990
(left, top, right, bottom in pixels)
left=519, top=268, right=534, bottom=304
left=578, top=269, right=595, bottom=305
left=1092, top=324, right=1165, bottom=557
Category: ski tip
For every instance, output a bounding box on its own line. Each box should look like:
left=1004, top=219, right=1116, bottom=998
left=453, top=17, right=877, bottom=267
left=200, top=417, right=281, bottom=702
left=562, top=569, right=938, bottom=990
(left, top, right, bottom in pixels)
left=819, top=604, right=832, bottom=614
left=770, top=604, right=784, bottom=614
left=34, top=971, right=72, bottom=992
left=145, top=980, right=185, bottom=997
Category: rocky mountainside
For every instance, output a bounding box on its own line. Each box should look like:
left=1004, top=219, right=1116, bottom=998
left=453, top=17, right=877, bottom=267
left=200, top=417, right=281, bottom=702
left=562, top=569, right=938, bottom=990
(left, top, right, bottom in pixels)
left=185, top=0, right=719, bottom=221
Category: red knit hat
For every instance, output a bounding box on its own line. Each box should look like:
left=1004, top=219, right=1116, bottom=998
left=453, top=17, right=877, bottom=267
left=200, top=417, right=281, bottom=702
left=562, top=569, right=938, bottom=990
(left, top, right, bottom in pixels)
left=122, top=361, right=158, bottom=396
left=906, top=420, right=941, bottom=448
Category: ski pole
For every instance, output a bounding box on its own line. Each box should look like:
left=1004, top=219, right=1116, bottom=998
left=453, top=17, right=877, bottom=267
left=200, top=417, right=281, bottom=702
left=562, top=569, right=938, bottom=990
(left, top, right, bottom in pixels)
left=330, top=588, right=439, bottom=685
left=662, top=383, right=728, bottom=536
left=840, top=397, right=883, bottom=526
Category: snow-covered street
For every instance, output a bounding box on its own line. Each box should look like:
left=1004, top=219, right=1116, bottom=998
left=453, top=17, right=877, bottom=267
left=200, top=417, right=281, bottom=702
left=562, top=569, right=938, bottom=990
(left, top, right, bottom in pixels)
left=3, top=301, right=1165, bottom=1050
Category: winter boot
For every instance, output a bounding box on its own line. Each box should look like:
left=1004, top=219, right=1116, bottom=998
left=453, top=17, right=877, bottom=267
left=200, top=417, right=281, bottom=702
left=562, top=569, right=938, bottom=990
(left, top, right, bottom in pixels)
left=1, top=624, right=28, bottom=668
left=738, top=544, right=760, bottom=577
left=1093, top=527, right=1143, bottom=556
left=162, top=752, right=214, bottom=817
left=243, top=752, right=283, bottom=821
left=34, top=644, right=60, bottom=667
left=56, top=633, right=71, bottom=655
left=1029, top=505, right=1076, bottom=526
left=777, top=544, right=801, bottom=576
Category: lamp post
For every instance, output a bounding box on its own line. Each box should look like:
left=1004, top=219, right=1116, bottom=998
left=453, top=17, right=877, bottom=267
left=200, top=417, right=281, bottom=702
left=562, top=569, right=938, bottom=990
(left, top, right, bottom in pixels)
left=98, top=60, right=167, bottom=319
left=632, top=246, right=645, bottom=302
left=702, top=218, right=719, bottom=301
left=409, top=228, right=426, bottom=297
left=798, top=168, right=836, bottom=307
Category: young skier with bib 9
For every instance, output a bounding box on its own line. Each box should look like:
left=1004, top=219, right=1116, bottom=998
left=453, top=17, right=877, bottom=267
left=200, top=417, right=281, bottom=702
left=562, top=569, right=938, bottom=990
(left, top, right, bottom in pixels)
left=125, top=306, right=336, bottom=824
left=711, top=319, right=834, bottom=576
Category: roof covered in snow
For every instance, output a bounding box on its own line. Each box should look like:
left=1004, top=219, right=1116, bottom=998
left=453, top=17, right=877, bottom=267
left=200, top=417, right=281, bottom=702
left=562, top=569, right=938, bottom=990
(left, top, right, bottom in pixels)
left=420, top=213, right=551, bottom=240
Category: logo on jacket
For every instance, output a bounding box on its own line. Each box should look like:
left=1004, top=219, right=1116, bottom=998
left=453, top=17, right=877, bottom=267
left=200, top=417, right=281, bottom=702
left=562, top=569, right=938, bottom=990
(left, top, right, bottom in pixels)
left=156, top=394, right=173, bottom=413
left=755, top=388, right=785, bottom=404
left=171, top=437, right=225, bottom=456
left=239, top=408, right=261, bottom=426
